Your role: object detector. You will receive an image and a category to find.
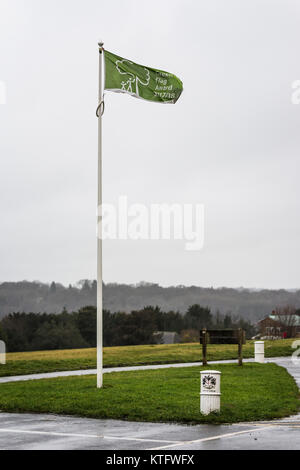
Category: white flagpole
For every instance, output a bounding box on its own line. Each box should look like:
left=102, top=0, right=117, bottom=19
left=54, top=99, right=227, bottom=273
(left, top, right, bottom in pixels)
left=97, top=41, right=104, bottom=389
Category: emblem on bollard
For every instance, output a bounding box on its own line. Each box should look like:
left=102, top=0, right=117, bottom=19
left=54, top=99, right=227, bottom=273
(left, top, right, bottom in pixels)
left=202, top=374, right=217, bottom=390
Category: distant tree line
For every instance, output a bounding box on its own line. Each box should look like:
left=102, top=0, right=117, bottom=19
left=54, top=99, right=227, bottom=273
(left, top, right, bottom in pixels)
left=1, top=280, right=300, bottom=322
left=0, top=305, right=255, bottom=352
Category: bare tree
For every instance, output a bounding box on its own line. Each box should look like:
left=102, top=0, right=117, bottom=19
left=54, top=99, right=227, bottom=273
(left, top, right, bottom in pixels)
left=274, top=305, right=298, bottom=338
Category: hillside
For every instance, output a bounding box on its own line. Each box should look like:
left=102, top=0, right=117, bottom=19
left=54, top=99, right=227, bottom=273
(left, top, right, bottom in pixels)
left=1, top=281, right=300, bottom=322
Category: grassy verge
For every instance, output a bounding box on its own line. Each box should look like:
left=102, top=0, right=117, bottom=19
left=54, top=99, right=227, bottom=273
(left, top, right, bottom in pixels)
left=0, top=363, right=298, bottom=424
left=0, top=339, right=297, bottom=378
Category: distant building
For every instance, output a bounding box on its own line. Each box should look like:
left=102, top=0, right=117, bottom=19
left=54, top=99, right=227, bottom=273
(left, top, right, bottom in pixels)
left=153, top=331, right=181, bottom=345
left=257, top=313, right=300, bottom=339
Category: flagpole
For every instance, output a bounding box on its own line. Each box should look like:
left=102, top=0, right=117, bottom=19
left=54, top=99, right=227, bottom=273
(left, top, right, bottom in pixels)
left=97, top=41, right=104, bottom=389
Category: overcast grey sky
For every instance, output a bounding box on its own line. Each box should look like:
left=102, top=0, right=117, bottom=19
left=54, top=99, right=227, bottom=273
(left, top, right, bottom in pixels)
left=1, top=0, right=300, bottom=289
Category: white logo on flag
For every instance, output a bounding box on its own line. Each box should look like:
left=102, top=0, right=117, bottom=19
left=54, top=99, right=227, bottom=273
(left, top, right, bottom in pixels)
left=116, top=60, right=150, bottom=96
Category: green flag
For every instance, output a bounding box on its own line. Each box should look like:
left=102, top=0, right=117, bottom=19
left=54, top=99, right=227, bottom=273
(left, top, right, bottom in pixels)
left=104, top=50, right=183, bottom=104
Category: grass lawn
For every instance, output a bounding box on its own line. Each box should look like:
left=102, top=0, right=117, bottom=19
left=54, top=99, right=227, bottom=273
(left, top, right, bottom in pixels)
left=0, top=363, right=298, bottom=424
left=0, top=339, right=297, bottom=378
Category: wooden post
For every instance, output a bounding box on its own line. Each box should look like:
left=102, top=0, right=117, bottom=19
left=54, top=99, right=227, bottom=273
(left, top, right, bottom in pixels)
left=202, top=328, right=208, bottom=366
left=238, top=328, right=243, bottom=366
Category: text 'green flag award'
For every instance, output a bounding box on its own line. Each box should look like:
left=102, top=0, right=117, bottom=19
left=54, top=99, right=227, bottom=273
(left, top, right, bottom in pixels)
left=104, top=50, right=183, bottom=104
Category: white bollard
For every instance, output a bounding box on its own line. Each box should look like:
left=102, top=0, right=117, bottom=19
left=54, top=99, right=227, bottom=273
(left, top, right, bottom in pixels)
left=200, top=370, right=221, bottom=415
left=0, top=340, right=5, bottom=365
left=254, top=341, right=265, bottom=363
